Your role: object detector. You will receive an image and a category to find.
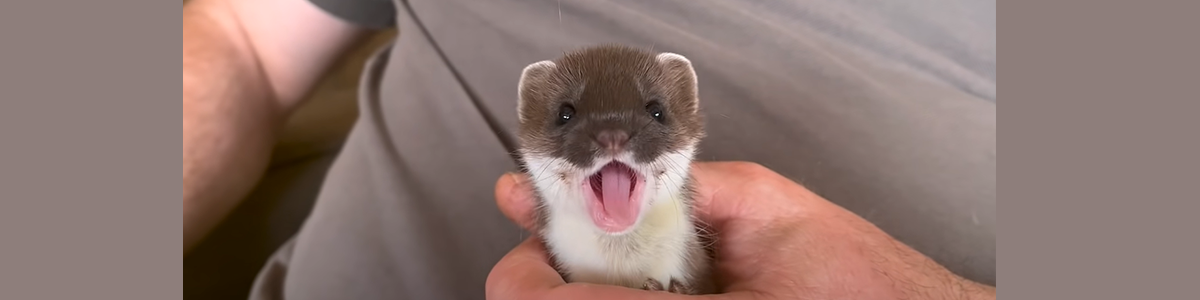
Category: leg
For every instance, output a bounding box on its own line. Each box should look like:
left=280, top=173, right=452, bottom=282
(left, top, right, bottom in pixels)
left=642, top=278, right=664, bottom=291
left=249, top=26, right=524, bottom=300
left=667, top=278, right=694, bottom=294
left=642, top=278, right=696, bottom=294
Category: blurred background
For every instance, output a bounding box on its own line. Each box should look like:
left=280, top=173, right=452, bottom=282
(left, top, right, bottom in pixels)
left=181, top=7, right=398, bottom=296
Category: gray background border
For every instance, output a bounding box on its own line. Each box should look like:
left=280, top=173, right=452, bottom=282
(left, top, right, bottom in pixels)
left=0, top=0, right=1196, bottom=298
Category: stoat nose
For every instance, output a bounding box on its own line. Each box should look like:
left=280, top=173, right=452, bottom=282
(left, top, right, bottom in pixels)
left=594, top=130, right=630, bottom=152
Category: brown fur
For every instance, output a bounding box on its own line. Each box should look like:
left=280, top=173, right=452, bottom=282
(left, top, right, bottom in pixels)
left=515, top=44, right=714, bottom=294
left=516, top=44, right=705, bottom=166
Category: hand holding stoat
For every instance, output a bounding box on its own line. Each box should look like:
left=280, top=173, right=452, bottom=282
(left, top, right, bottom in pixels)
left=487, top=161, right=997, bottom=300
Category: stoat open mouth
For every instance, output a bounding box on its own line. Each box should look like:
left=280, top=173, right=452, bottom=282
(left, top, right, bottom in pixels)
left=583, top=162, right=643, bottom=233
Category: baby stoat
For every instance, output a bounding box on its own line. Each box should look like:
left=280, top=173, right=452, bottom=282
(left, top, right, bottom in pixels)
left=514, top=44, right=712, bottom=294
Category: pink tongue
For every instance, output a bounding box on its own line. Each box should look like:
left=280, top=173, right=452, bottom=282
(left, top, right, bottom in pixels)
left=600, top=166, right=636, bottom=227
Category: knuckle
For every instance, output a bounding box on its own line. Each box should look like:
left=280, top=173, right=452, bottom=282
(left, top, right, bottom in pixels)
left=723, top=161, right=782, bottom=190
left=728, top=161, right=773, bottom=178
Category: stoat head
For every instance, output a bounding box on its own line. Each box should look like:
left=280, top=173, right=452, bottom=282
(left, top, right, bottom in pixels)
left=515, top=44, right=705, bottom=235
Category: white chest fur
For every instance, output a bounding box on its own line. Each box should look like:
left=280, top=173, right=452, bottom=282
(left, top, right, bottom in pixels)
left=521, top=145, right=705, bottom=289
left=542, top=193, right=702, bottom=289
left=515, top=47, right=710, bottom=291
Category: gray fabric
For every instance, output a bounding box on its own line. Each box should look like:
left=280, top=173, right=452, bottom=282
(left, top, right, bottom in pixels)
left=307, top=0, right=396, bottom=29
left=250, top=0, right=996, bottom=299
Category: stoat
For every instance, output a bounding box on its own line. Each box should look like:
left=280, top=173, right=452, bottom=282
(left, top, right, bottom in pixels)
left=514, top=44, right=713, bottom=294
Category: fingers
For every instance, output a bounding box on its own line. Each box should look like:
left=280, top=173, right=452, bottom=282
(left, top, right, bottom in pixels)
left=688, top=162, right=822, bottom=226
left=495, top=172, right=537, bottom=231
left=486, top=237, right=710, bottom=300
left=495, top=162, right=785, bottom=232
left=687, top=162, right=756, bottom=227
left=488, top=167, right=752, bottom=300
left=485, top=237, right=565, bottom=300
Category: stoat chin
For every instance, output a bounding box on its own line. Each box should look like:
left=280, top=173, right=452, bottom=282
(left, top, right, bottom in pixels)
left=521, top=143, right=701, bottom=289
left=582, top=160, right=645, bottom=235
left=523, top=146, right=696, bottom=236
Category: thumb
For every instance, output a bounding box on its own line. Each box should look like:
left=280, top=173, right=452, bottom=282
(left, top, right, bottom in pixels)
left=495, top=172, right=537, bottom=231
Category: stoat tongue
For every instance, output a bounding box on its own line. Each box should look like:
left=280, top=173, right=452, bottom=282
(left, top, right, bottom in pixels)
left=588, top=162, right=639, bottom=232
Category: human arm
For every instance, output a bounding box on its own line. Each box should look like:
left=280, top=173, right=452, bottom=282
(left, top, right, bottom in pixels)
left=487, top=161, right=996, bottom=300
left=182, top=0, right=371, bottom=253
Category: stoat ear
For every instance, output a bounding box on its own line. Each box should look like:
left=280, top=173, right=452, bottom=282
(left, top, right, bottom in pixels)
left=655, top=53, right=700, bottom=113
left=517, top=60, right=557, bottom=122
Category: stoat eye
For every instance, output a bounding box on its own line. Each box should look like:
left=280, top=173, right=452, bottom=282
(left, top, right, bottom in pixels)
left=646, top=101, right=666, bottom=123
left=557, top=104, right=575, bottom=126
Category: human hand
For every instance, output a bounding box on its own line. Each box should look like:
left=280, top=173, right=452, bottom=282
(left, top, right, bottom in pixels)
left=487, top=161, right=996, bottom=300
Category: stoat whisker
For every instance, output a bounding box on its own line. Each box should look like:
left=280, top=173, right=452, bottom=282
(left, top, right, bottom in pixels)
left=658, top=151, right=708, bottom=252
left=652, top=158, right=686, bottom=230
left=528, top=155, right=557, bottom=185
left=515, top=45, right=709, bottom=294
left=631, top=118, right=656, bottom=141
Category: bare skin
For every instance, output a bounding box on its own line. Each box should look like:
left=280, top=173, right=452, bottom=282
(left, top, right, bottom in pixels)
left=488, top=161, right=997, bottom=300
left=182, top=0, right=369, bottom=253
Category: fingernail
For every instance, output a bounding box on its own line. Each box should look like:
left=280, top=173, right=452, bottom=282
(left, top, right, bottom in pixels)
left=505, top=173, right=526, bottom=198
left=509, top=172, right=528, bottom=186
